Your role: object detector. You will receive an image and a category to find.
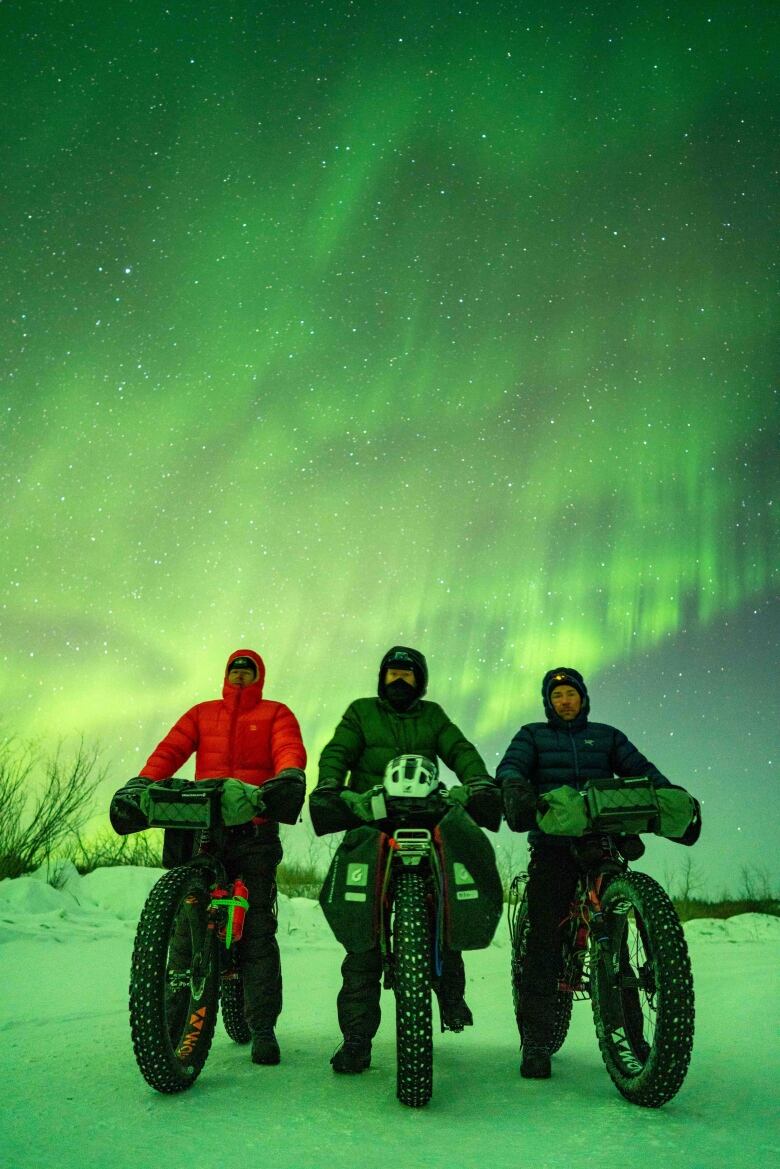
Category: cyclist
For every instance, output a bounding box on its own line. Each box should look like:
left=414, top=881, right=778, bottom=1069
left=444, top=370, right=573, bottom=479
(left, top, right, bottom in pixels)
left=309, top=645, right=500, bottom=1074
left=496, top=667, right=670, bottom=1080
left=139, top=648, right=306, bottom=1066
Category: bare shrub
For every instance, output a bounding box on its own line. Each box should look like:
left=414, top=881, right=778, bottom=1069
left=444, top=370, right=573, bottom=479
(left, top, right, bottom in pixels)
left=495, top=833, right=529, bottom=901
left=0, top=737, right=106, bottom=879
left=738, top=864, right=774, bottom=903
left=277, top=820, right=329, bottom=899
left=73, top=828, right=164, bottom=873
left=276, top=859, right=327, bottom=900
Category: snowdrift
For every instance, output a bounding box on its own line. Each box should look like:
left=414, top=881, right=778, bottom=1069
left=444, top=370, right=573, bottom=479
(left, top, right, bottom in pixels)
left=0, top=864, right=777, bottom=1169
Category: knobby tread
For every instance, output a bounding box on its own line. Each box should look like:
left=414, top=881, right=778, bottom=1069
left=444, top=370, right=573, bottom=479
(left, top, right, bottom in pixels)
left=509, top=880, right=573, bottom=1055
left=393, top=870, right=434, bottom=1107
left=591, top=870, right=695, bottom=1107
left=220, top=973, right=251, bottom=1044
left=129, top=865, right=220, bottom=1092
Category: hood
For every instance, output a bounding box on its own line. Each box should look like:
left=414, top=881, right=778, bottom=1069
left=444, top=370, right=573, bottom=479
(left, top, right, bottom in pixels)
left=541, top=666, right=590, bottom=725
left=222, top=648, right=266, bottom=705
left=378, top=645, right=428, bottom=699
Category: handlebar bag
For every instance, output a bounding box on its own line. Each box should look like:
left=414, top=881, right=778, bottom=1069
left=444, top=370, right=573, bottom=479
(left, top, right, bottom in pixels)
left=318, top=827, right=389, bottom=952
left=435, top=806, right=503, bottom=950
left=583, top=777, right=660, bottom=834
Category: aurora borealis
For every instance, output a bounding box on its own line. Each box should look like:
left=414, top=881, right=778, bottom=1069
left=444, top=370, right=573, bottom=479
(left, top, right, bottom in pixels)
left=2, top=2, right=777, bottom=891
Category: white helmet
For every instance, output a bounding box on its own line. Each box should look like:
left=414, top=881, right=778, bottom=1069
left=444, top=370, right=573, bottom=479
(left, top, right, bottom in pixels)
left=383, top=754, right=439, bottom=798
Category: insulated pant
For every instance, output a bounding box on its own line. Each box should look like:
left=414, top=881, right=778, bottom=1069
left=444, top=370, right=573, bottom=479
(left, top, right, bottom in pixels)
left=337, top=947, right=466, bottom=1040
left=167, top=826, right=283, bottom=1033
left=519, top=843, right=579, bottom=1045
left=224, top=826, right=284, bottom=1033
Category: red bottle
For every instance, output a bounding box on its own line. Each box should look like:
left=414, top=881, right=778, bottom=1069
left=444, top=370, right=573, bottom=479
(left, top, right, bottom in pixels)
left=229, top=878, right=249, bottom=944
left=211, top=879, right=250, bottom=946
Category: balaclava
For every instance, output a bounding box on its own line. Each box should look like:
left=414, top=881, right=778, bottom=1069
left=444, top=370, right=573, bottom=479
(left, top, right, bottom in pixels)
left=378, top=645, right=428, bottom=711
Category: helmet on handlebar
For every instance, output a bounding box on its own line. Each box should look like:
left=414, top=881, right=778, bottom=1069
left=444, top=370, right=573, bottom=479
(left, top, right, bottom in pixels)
left=383, top=754, right=439, bottom=798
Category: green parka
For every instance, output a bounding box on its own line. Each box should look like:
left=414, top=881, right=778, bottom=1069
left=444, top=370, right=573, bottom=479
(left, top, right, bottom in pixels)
left=309, top=695, right=489, bottom=835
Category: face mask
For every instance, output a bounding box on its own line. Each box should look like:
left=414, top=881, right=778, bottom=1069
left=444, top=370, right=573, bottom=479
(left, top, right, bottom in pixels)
left=385, top=678, right=417, bottom=711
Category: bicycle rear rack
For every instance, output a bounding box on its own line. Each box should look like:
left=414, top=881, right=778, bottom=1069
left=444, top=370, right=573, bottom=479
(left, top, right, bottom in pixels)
left=391, top=827, right=432, bottom=866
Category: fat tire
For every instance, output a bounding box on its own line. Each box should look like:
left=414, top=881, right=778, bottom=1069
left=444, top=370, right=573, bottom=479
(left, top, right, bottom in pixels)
left=509, top=878, right=573, bottom=1054
left=393, top=870, right=433, bottom=1107
left=590, top=870, right=694, bottom=1108
left=220, top=972, right=251, bottom=1044
left=129, top=865, right=220, bottom=1092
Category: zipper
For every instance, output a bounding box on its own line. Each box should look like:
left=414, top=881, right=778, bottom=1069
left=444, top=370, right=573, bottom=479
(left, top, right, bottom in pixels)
left=227, top=692, right=241, bottom=774
left=568, top=727, right=581, bottom=781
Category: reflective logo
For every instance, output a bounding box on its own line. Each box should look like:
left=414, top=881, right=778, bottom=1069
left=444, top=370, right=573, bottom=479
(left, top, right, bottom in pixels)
left=347, top=864, right=369, bottom=886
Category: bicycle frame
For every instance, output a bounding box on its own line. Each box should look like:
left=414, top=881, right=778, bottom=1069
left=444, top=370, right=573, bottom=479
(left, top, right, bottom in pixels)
left=552, top=855, right=663, bottom=1054
left=558, top=864, right=619, bottom=996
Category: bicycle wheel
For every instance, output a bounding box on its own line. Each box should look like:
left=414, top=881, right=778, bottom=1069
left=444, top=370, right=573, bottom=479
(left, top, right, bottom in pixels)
left=393, top=870, right=433, bottom=1107
left=509, top=877, right=573, bottom=1054
left=220, top=970, right=251, bottom=1044
left=129, top=865, right=220, bottom=1092
left=590, top=870, right=694, bottom=1107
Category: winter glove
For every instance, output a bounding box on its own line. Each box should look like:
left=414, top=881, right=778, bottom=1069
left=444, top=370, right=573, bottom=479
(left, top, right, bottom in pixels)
left=615, top=834, right=645, bottom=861
left=340, top=786, right=388, bottom=824
left=109, top=777, right=153, bottom=835
left=450, top=778, right=503, bottom=832
left=502, top=778, right=538, bottom=833
left=260, top=768, right=307, bottom=824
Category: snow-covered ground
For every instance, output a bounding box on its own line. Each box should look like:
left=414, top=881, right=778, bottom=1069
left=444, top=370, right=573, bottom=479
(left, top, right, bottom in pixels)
left=0, top=864, right=778, bottom=1169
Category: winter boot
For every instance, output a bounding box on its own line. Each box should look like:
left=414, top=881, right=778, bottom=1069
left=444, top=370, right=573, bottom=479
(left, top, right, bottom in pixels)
left=330, top=1036, right=372, bottom=1074
left=437, top=995, right=474, bottom=1033
left=519, top=992, right=556, bottom=1079
left=521, top=1046, right=552, bottom=1079
left=251, top=1028, right=281, bottom=1065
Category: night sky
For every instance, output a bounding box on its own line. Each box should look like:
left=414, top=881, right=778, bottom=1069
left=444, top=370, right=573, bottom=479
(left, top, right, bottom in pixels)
left=2, top=2, right=777, bottom=894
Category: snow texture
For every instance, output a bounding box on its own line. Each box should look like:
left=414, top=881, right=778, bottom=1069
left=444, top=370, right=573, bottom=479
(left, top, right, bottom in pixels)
left=0, top=865, right=778, bottom=1169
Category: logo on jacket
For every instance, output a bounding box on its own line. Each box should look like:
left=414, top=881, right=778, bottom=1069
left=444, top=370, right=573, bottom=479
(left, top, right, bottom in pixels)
left=585, top=739, right=595, bottom=746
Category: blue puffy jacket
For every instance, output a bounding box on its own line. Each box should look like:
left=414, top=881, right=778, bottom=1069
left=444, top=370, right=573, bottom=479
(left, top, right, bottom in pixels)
left=497, top=667, right=668, bottom=845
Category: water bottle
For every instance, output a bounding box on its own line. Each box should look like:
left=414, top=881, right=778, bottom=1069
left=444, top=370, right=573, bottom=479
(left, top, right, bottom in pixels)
left=229, top=878, right=249, bottom=944
left=211, top=878, right=249, bottom=946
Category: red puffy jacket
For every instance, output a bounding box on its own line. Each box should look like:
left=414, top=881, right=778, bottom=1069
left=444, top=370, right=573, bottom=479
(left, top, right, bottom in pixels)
left=140, top=650, right=306, bottom=816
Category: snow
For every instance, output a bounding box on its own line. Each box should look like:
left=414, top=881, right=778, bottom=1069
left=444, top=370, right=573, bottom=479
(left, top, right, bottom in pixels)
left=0, top=867, right=778, bottom=1169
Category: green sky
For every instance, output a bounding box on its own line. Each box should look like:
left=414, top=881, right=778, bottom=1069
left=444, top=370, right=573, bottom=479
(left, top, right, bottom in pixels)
left=1, top=1, right=777, bottom=890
